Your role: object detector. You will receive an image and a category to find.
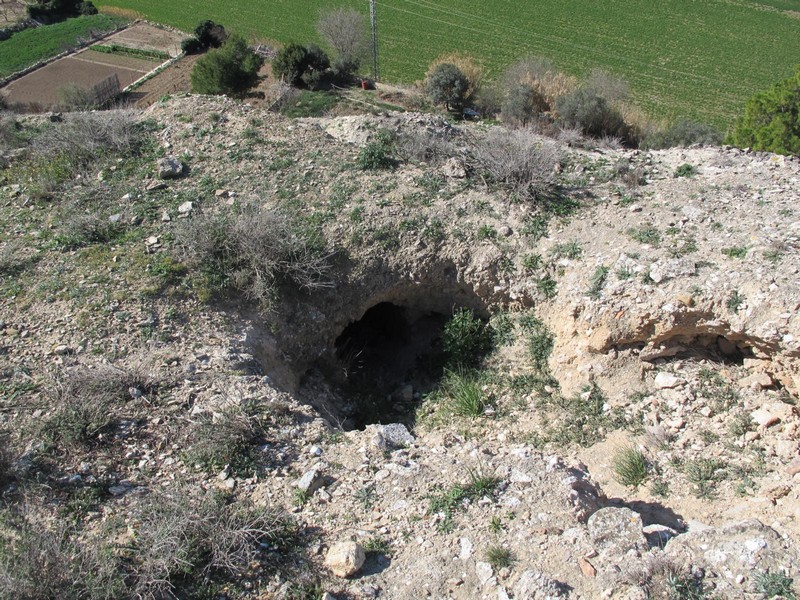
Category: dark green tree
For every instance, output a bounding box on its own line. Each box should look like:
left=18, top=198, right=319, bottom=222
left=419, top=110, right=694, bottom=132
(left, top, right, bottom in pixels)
left=273, top=43, right=330, bottom=88
left=726, top=66, right=800, bottom=156
left=426, top=63, right=469, bottom=112
left=190, top=34, right=263, bottom=98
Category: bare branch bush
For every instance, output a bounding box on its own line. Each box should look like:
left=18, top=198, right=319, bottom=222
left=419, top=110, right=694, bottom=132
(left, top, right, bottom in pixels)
left=175, top=204, right=333, bottom=309
left=31, top=110, right=141, bottom=161
left=0, top=505, right=125, bottom=599
left=394, top=129, right=455, bottom=164
left=471, top=128, right=562, bottom=200
left=37, top=362, right=162, bottom=449
left=131, top=487, right=297, bottom=598
left=316, top=7, right=369, bottom=75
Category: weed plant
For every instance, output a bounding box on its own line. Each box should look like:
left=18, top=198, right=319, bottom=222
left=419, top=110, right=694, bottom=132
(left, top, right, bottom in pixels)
left=613, top=446, right=649, bottom=488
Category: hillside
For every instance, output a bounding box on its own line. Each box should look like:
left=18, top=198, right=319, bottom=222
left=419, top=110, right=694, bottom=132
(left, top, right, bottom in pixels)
left=0, top=96, right=799, bottom=598
left=95, top=0, right=800, bottom=127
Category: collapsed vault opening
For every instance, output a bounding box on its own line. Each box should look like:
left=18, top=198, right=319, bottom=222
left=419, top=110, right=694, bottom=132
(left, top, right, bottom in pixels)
left=332, top=302, right=452, bottom=429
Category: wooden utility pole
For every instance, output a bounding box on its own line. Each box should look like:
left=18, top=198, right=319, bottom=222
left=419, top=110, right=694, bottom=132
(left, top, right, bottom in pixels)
left=369, top=0, right=379, bottom=81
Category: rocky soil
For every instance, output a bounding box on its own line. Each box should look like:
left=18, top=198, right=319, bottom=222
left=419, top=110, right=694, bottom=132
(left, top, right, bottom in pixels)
left=0, top=94, right=798, bottom=599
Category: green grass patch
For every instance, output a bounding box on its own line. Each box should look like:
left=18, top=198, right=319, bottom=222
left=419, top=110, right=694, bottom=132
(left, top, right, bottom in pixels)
left=281, top=90, right=342, bottom=118
left=91, top=43, right=169, bottom=60
left=97, top=0, right=800, bottom=127
left=0, top=15, right=128, bottom=78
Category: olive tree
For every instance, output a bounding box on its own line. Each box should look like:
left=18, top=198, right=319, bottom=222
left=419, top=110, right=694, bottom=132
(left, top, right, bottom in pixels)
left=426, top=63, right=469, bottom=112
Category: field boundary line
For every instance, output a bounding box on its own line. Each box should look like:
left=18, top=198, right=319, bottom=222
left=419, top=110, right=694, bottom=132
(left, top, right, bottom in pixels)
left=122, top=52, right=185, bottom=94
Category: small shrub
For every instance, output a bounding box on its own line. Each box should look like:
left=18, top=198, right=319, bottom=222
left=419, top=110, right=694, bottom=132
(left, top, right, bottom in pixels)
left=555, top=86, right=628, bottom=141
left=613, top=446, right=649, bottom=488
left=426, top=62, right=469, bottom=112
left=38, top=363, right=159, bottom=449
left=502, top=56, right=577, bottom=109
left=426, top=53, right=484, bottom=106
left=729, top=411, right=754, bottom=436
left=642, top=119, right=723, bottom=149
left=427, top=472, right=499, bottom=530
left=522, top=316, right=553, bottom=372
left=627, top=224, right=661, bottom=247
left=363, top=536, right=393, bottom=556
left=501, top=83, right=548, bottom=127
left=181, top=36, right=204, bottom=54
left=754, top=571, right=796, bottom=599
left=587, top=265, right=609, bottom=299
left=356, top=130, right=394, bottom=170
left=550, top=240, right=582, bottom=259
left=183, top=399, right=267, bottom=476
left=721, top=245, right=748, bottom=259
left=175, top=204, right=332, bottom=309
left=674, top=163, right=697, bottom=178
left=442, top=368, right=488, bottom=417
left=441, top=308, right=493, bottom=368
left=395, top=129, right=453, bottom=164
left=131, top=488, right=297, bottom=598
left=544, top=383, right=627, bottom=447
left=471, top=128, right=561, bottom=199
left=726, top=290, right=745, bottom=313
left=637, top=558, right=708, bottom=600
left=273, top=43, right=330, bottom=88
left=683, top=458, right=727, bottom=499
left=194, top=19, right=227, bottom=49
left=485, top=545, right=515, bottom=570
left=536, top=274, right=557, bottom=299
left=0, top=508, right=125, bottom=599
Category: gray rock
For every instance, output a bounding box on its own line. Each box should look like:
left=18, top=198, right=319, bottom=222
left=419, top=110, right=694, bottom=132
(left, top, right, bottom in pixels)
left=649, top=258, right=696, bottom=283
left=442, top=156, right=467, bottom=178
left=587, top=507, right=648, bottom=556
left=512, top=569, right=568, bottom=598
left=324, top=541, right=365, bottom=578
left=178, top=201, right=193, bottom=214
left=376, top=423, right=415, bottom=449
left=654, top=372, right=682, bottom=389
left=157, top=157, right=184, bottom=180
left=295, top=465, right=324, bottom=495
left=558, top=462, right=606, bottom=522
left=665, top=519, right=799, bottom=593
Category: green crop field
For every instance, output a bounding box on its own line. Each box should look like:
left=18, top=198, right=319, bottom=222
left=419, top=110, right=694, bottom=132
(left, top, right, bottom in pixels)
left=0, top=14, right=128, bottom=78
left=99, top=0, right=800, bottom=128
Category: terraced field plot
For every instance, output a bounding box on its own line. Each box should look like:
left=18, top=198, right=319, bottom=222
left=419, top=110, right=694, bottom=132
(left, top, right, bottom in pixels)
left=0, top=14, right=127, bottom=77
left=0, top=48, right=159, bottom=110
left=97, top=0, right=800, bottom=127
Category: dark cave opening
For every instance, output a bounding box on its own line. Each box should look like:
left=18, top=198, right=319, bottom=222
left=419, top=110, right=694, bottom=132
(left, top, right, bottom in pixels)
left=333, top=302, right=451, bottom=429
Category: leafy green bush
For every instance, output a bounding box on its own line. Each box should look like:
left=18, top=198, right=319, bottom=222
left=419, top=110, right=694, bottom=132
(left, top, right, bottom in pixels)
left=441, top=308, right=493, bottom=368
left=555, top=86, right=629, bottom=141
left=426, top=63, right=469, bottom=112
left=191, top=34, right=263, bottom=97
left=28, top=0, right=96, bottom=22
left=726, top=65, right=800, bottom=156
left=356, top=129, right=395, bottom=170
left=273, top=43, right=330, bottom=88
